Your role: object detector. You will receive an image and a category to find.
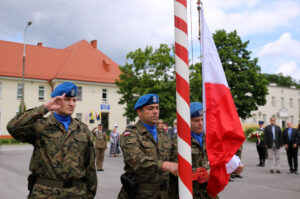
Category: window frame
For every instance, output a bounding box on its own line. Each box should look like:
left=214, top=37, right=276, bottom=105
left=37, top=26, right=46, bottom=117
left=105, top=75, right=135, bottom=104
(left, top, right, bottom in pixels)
left=17, top=83, right=23, bottom=99
left=102, top=89, right=108, bottom=103
left=77, top=87, right=82, bottom=101
left=38, top=86, right=45, bottom=100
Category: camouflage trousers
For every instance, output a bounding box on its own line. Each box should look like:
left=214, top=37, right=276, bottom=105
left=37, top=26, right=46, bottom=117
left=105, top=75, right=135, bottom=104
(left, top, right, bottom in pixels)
left=29, top=183, right=90, bottom=199
left=96, top=148, right=105, bottom=170
left=118, top=187, right=168, bottom=199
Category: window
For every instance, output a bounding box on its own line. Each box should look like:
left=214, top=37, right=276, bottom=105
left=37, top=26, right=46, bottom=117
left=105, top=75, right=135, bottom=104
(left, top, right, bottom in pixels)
left=290, top=98, right=293, bottom=108
left=272, top=96, right=275, bottom=106
left=77, top=87, right=82, bottom=101
left=102, top=89, right=107, bottom=102
left=76, top=113, right=82, bottom=121
left=17, top=83, right=23, bottom=99
left=291, top=115, right=294, bottom=124
left=38, top=86, right=45, bottom=100
left=281, top=97, right=284, bottom=108
left=253, top=114, right=257, bottom=123
left=263, top=114, right=266, bottom=123
left=0, top=82, right=2, bottom=99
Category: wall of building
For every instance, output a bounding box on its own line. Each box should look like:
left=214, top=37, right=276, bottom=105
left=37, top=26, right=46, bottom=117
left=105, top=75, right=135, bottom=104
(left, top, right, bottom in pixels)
left=0, top=78, right=127, bottom=135
left=241, top=85, right=300, bottom=128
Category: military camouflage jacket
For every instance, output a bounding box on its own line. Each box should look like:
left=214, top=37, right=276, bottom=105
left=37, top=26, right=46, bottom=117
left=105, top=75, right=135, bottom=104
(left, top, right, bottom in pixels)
left=7, top=105, right=97, bottom=198
left=119, top=121, right=176, bottom=195
left=169, top=134, right=215, bottom=199
left=91, top=128, right=107, bottom=148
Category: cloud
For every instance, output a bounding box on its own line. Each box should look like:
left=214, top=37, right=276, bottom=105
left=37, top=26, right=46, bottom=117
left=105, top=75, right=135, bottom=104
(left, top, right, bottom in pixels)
left=275, top=61, right=300, bottom=79
left=257, top=32, right=300, bottom=60
left=205, top=0, right=260, bottom=10
left=203, top=0, right=299, bottom=36
left=32, top=11, right=50, bottom=24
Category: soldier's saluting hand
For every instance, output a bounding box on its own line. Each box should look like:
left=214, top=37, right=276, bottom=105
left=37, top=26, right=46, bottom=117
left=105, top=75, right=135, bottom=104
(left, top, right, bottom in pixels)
left=7, top=82, right=97, bottom=199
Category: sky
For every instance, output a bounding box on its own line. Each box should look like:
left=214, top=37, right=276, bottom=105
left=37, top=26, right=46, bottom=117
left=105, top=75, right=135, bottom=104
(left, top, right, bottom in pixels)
left=1, top=0, right=299, bottom=80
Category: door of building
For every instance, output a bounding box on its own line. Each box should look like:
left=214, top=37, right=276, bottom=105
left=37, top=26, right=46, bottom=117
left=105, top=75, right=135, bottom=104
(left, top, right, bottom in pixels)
left=101, top=112, right=109, bottom=133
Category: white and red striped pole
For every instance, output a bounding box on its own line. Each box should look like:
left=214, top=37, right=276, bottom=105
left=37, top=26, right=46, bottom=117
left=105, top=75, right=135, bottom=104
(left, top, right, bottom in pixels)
left=174, top=0, right=193, bottom=198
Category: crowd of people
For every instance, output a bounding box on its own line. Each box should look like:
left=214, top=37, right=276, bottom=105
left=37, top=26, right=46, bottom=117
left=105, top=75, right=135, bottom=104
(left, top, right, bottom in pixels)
left=250, top=118, right=300, bottom=175
left=5, top=81, right=246, bottom=198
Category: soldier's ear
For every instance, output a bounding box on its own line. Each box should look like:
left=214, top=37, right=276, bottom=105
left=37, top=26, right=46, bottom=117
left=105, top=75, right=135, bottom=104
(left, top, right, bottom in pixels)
left=136, top=108, right=142, bottom=117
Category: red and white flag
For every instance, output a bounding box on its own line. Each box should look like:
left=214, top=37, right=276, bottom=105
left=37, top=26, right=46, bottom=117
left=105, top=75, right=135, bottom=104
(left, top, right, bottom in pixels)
left=201, top=8, right=245, bottom=197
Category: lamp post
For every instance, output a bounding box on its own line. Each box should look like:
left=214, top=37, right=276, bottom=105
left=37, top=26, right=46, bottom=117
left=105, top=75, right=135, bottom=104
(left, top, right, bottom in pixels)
left=21, top=21, right=32, bottom=113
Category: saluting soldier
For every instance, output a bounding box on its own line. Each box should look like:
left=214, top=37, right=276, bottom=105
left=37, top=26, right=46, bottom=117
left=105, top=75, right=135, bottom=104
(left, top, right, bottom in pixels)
left=7, top=82, right=97, bottom=199
left=91, top=123, right=107, bottom=171
left=118, top=93, right=178, bottom=199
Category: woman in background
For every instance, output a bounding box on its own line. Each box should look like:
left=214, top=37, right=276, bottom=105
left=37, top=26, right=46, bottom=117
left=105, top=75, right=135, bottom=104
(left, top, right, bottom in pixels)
left=110, top=124, right=120, bottom=157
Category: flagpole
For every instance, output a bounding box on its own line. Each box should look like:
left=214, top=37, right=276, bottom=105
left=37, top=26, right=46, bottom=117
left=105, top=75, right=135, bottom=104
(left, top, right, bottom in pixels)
left=197, top=0, right=205, bottom=133
left=174, top=0, right=193, bottom=198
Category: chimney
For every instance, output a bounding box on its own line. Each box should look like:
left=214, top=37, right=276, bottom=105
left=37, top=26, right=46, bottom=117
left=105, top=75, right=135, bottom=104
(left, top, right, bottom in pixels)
left=90, top=40, right=97, bottom=48
left=37, top=42, right=43, bottom=47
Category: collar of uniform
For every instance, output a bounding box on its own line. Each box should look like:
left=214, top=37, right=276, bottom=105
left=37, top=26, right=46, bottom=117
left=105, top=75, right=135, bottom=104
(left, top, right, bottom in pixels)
left=191, top=132, right=205, bottom=146
left=136, top=120, right=149, bottom=134
left=48, top=113, right=79, bottom=131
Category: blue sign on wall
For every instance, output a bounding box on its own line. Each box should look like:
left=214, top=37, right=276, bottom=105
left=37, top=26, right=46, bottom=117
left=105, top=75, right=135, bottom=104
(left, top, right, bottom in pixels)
left=101, top=104, right=110, bottom=110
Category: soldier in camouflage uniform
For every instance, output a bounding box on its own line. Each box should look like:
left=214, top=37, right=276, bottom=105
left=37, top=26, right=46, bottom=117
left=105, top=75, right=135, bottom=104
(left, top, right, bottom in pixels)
left=118, top=94, right=178, bottom=199
left=91, top=123, right=107, bottom=171
left=7, top=82, right=97, bottom=199
left=169, top=102, right=244, bottom=199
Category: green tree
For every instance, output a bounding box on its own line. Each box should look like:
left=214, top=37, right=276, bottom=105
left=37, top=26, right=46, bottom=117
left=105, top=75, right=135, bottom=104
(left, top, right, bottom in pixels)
left=116, top=44, right=176, bottom=124
left=212, top=30, right=268, bottom=119
left=117, top=30, right=269, bottom=122
left=190, top=30, right=268, bottom=119
left=263, top=73, right=299, bottom=88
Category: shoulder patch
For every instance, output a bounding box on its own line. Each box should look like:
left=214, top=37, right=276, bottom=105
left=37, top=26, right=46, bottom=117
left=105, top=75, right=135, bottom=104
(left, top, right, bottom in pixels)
left=123, top=132, right=131, bottom=136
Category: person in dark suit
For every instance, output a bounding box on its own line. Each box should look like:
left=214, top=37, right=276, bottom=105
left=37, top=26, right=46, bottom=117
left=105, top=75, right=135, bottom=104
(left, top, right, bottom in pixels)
left=256, top=121, right=266, bottom=167
left=264, top=117, right=282, bottom=174
left=283, top=121, right=299, bottom=174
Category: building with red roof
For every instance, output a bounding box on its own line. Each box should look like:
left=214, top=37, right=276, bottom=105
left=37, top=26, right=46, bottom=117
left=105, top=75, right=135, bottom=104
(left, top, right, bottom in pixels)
left=0, top=39, right=126, bottom=134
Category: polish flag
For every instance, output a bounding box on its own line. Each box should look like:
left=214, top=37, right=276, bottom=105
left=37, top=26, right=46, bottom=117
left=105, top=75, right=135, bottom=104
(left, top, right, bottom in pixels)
left=201, top=8, right=245, bottom=197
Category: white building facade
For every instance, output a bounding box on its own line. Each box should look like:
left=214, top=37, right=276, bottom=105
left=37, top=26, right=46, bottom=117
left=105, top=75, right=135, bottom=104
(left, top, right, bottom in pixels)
left=0, top=78, right=127, bottom=135
left=241, top=84, right=300, bottom=128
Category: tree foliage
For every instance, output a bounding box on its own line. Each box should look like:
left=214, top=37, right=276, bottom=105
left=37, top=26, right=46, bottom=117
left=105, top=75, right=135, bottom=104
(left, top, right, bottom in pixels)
left=116, top=30, right=269, bottom=122
left=116, top=44, right=176, bottom=124
left=212, top=30, right=268, bottom=119
left=263, top=73, right=300, bottom=88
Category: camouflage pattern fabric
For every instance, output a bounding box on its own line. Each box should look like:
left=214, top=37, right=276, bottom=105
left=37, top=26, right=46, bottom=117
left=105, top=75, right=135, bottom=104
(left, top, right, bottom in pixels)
left=118, top=121, right=176, bottom=199
left=7, top=105, right=97, bottom=199
left=91, top=128, right=107, bottom=148
left=91, top=128, right=107, bottom=170
left=168, top=134, right=218, bottom=199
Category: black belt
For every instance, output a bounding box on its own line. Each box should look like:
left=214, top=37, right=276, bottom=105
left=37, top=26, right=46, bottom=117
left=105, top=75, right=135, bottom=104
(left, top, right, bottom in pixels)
left=138, top=182, right=167, bottom=191
left=36, top=177, right=83, bottom=188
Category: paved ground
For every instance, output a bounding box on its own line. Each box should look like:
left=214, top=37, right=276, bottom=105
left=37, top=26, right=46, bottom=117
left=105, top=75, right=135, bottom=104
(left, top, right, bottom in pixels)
left=0, top=142, right=299, bottom=199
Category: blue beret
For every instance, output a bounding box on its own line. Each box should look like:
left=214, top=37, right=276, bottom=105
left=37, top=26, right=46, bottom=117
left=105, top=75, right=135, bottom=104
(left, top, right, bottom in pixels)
left=51, top=82, right=78, bottom=98
left=258, top=121, right=264, bottom=125
left=190, top=102, right=203, bottom=118
left=134, top=94, right=159, bottom=110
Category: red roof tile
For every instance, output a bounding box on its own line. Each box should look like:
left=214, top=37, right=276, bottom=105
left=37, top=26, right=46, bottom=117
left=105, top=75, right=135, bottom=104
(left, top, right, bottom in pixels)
left=0, top=40, right=120, bottom=84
